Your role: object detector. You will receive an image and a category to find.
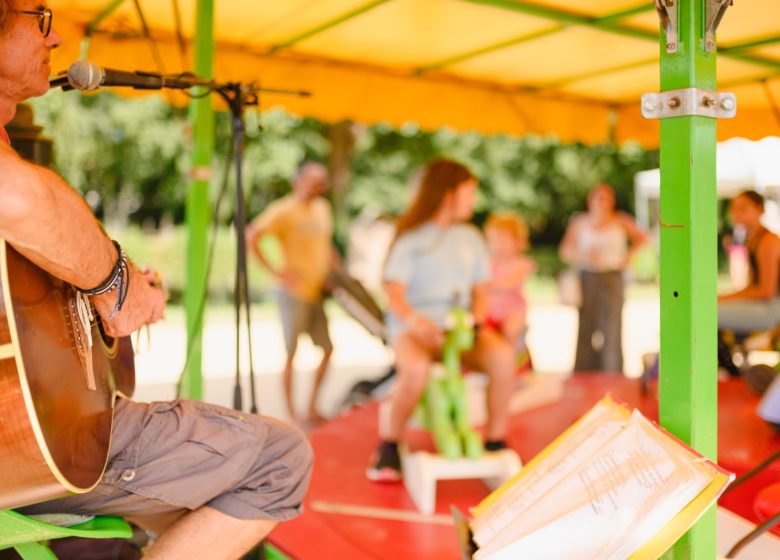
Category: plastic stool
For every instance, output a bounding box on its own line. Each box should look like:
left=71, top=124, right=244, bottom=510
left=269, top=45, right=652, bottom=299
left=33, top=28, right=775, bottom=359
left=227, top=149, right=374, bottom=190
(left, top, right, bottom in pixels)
left=0, top=509, right=132, bottom=559
left=402, top=448, right=521, bottom=515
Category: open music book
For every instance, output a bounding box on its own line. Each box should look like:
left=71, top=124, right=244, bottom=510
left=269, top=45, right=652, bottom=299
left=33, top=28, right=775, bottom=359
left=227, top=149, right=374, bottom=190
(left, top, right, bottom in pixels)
left=466, top=396, right=733, bottom=560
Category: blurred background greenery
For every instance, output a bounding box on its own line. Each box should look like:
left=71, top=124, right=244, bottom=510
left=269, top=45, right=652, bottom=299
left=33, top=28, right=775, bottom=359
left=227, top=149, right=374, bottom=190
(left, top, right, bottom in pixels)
left=29, top=91, right=660, bottom=302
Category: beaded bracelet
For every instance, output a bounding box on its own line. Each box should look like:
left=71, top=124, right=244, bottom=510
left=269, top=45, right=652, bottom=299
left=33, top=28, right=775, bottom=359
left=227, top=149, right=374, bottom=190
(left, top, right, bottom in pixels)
left=78, top=240, right=131, bottom=319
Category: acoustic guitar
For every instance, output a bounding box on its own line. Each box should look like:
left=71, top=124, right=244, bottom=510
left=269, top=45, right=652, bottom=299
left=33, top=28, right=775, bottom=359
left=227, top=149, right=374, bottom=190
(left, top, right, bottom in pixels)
left=0, top=239, right=134, bottom=509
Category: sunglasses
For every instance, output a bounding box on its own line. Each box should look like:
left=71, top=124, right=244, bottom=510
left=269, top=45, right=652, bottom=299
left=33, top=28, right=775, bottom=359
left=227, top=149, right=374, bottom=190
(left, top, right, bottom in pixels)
left=16, top=8, right=53, bottom=38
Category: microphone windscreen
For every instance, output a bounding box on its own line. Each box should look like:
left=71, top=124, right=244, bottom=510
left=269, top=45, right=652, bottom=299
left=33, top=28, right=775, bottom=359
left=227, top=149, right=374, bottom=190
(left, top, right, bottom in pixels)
left=67, top=60, right=103, bottom=91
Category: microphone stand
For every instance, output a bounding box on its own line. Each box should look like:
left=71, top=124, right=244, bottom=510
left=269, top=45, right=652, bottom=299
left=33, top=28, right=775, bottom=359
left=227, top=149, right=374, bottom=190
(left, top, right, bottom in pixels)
left=52, top=67, right=311, bottom=416
left=213, top=83, right=260, bottom=414
left=211, top=81, right=308, bottom=414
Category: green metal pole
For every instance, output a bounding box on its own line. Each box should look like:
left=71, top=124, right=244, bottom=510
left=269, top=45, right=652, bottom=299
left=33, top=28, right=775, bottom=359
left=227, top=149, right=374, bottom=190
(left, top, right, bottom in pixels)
left=181, top=0, right=215, bottom=400
left=658, top=1, right=717, bottom=558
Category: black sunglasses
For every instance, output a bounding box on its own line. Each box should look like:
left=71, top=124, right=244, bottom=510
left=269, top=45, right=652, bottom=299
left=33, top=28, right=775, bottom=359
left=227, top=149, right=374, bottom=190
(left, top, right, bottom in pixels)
left=16, top=8, right=53, bottom=38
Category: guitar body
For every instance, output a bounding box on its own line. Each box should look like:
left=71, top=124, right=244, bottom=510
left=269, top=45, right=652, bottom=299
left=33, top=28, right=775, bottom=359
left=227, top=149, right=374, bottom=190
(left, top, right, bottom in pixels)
left=0, top=240, right=134, bottom=509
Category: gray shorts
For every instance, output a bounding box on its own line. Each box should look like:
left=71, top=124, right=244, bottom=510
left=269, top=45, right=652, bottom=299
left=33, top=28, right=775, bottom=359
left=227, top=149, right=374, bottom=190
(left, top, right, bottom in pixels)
left=278, top=291, right=332, bottom=355
left=19, top=399, right=313, bottom=530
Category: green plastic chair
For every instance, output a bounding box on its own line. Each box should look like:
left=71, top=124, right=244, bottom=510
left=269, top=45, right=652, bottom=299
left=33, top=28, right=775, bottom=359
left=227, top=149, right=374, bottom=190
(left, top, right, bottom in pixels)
left=0, top=509, right=132, bottom=560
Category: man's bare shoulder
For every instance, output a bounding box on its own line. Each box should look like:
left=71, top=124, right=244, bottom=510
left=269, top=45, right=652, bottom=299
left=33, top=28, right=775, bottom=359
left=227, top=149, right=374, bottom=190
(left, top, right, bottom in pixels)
left=0, top=139, right=16, bottom=156
left=0, top=141, right=30, bottom=169
left=0, top=142, right=28, bottom=190
left=0, top=146, right=37, bottom=233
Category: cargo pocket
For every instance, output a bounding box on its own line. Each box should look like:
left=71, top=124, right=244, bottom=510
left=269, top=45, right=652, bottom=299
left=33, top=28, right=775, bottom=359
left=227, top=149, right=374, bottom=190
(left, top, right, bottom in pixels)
left=105, top=400, right=268, bottom=511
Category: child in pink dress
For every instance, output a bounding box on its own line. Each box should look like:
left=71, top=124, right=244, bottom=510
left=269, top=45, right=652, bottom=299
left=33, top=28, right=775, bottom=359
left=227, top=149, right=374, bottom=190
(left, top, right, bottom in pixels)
left=484, top=213, right=536, bottom=369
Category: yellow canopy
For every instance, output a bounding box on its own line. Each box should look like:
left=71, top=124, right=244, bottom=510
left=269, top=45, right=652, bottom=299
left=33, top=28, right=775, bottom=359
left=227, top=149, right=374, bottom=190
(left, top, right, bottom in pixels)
left=49, top=0, right=780, bottom=146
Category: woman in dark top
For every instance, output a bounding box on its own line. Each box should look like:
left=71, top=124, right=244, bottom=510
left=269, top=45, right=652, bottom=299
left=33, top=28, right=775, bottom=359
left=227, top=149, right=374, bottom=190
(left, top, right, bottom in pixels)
left=719, top=190, right=780, bottom=334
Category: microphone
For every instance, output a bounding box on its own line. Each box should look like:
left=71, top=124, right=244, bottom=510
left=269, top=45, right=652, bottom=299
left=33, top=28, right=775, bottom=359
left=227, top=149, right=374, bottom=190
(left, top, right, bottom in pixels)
left=49, top=75, right=71, bottom=90
left=62, top=60, right=212, bottom=91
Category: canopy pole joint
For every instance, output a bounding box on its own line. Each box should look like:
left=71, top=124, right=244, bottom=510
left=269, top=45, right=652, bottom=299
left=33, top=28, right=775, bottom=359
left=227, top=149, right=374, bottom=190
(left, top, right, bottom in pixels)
left=641, top=88, right=736, bottom=119
left=705, top=0, right=733, bottom=52
left=654, top=0, right=679, bottom=53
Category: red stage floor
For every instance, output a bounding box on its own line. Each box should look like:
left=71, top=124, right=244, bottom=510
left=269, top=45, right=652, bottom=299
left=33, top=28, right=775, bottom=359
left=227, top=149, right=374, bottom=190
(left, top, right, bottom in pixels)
left=269, top=374, right=780, bottom=559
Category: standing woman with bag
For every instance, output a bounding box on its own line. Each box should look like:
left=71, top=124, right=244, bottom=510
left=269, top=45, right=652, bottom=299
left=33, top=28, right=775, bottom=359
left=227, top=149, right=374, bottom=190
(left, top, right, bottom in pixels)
left=559, top=184, right=648, bottom=373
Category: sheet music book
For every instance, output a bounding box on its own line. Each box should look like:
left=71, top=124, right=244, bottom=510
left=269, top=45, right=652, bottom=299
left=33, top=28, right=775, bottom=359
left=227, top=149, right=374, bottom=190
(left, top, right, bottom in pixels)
left=466, top=396, right=733, bottom=560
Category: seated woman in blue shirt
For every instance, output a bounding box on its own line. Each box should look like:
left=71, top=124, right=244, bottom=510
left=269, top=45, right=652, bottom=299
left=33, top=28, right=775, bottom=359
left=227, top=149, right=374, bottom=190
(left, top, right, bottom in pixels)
left=367, top=159, right=515, bottom=482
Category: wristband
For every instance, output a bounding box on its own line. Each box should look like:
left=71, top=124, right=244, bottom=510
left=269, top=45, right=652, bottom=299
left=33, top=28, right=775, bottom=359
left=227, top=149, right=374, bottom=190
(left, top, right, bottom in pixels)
left=79, top=240, right=130, bottom=319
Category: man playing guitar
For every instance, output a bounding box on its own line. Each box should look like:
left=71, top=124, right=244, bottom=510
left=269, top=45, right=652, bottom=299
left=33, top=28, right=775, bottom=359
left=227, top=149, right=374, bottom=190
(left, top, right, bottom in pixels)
left=0, top=2, right=313, bottom=559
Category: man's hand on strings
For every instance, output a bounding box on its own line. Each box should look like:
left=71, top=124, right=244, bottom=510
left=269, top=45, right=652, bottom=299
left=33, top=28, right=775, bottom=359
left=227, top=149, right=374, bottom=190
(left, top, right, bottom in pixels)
left=93, top=262, right=166, bottom=337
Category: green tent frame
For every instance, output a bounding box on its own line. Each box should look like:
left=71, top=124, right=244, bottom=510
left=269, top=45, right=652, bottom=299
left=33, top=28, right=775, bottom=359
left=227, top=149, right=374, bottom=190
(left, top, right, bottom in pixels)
left=657, top=3, right=719, bottom=557
left=116, top=0, right=725, bottom=556
left=180, top=0, right=215, bottom=401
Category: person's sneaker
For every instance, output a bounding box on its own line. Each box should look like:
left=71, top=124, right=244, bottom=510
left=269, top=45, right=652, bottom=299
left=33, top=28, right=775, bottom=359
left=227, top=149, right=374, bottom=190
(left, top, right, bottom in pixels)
left=366, top=441, right=402, bottom=482
left=484, top=439, right=507, bottom=452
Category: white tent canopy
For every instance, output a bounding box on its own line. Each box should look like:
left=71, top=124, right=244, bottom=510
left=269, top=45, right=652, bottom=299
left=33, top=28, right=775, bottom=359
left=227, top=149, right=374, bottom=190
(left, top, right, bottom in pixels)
left=635, top=137, right=780, bottom=228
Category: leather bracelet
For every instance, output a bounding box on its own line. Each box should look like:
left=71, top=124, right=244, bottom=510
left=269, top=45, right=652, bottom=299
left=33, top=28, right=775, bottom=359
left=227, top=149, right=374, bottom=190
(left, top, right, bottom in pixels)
left=79, top=240, right=130, bottom=319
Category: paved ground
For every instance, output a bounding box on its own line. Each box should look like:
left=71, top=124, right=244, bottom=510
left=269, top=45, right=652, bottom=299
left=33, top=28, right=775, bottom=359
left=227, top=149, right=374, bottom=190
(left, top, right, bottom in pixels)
left=133, top=288, right=661, bottom=422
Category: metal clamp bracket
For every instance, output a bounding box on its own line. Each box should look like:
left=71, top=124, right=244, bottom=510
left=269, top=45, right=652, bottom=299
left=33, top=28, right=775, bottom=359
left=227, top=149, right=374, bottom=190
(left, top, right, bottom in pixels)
left=654, top=0, right=679, bottom=54
left=641, top=88, right=736, bottom=119
left=706, top=0, right=733, bottom=53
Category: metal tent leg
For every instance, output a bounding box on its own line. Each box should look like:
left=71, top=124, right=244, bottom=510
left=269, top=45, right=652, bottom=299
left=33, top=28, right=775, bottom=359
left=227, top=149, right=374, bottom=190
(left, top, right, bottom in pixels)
left=182, top=0, right=216, bottom=400
left=656, top=0, right=728, bottom=557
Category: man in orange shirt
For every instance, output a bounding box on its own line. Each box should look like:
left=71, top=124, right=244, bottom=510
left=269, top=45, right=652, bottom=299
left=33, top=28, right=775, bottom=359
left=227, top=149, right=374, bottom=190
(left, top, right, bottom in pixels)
left=246, top=162, right=334, bottom=423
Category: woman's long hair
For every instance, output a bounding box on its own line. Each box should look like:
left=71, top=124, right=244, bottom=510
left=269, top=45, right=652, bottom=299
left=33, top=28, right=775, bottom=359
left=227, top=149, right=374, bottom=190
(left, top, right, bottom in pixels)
left=393, top=158, right=474, bottom=243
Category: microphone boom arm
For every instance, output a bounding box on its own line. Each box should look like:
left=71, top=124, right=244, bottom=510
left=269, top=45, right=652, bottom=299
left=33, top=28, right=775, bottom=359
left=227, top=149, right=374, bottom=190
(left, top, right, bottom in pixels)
left=50, top=61, right=311, bottom=99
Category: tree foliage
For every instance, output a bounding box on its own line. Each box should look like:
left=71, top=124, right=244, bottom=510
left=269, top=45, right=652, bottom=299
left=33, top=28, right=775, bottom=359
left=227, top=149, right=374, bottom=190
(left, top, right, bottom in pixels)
left=31, top=91, right=191, bottom=226
left=30, top=91, right=658, bottom=247
left=348, top=123, right=658, bottom=244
